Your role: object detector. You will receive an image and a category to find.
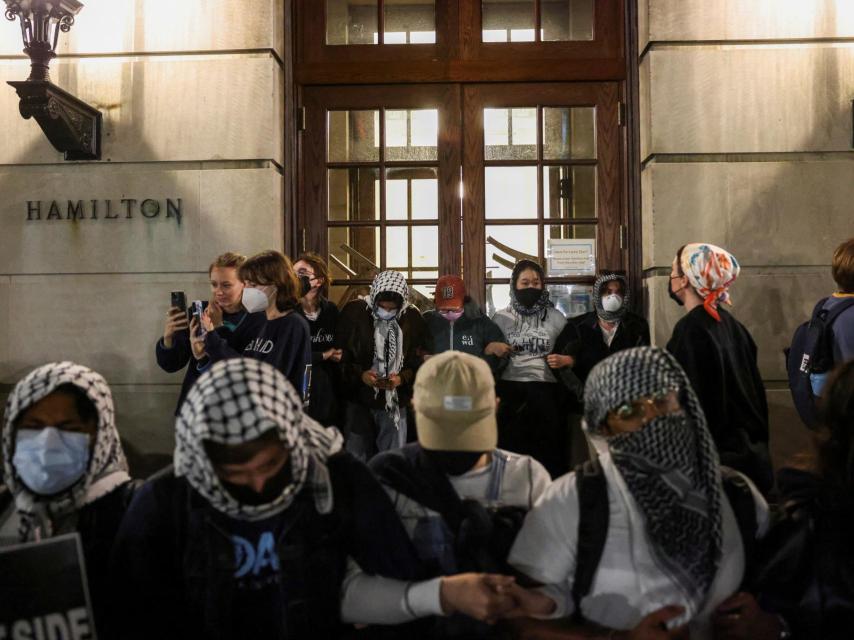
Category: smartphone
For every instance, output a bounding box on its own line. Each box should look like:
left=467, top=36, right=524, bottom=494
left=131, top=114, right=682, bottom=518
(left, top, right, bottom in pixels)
left=302, top=364, right=313, bottom=405
left=171, top=290, right=187, bottom=313
left=191, top=300, right=207, bottom=337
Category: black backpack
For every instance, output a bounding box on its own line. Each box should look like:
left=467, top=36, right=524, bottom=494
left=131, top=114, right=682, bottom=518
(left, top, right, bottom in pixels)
left=572, top=459, right=758, bottom=619
left=785, top=297, right=854, bottom=429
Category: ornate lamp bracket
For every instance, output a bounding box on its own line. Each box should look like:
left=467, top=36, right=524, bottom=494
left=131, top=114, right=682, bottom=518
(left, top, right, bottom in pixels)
left=5, top=0, right=101, bottom=161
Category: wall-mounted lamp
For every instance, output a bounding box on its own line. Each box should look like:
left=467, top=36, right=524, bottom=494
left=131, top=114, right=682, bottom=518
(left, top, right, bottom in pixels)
left=4, top=0, right=101, bottom=160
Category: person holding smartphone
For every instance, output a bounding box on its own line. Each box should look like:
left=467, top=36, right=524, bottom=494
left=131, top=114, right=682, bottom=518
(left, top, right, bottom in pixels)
left=156, top=252, right=265, bottom=415
left=293, top=252, right=343, bottom=428
left=194, top=250, right=311, bottom=397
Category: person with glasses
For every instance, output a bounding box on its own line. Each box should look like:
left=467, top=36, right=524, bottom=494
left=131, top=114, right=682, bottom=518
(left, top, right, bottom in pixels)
left=421, top=274, right=509, bottom=378
left=293, top=252, right=344, bottom=428
left=504, top=347, right=769, bottom=640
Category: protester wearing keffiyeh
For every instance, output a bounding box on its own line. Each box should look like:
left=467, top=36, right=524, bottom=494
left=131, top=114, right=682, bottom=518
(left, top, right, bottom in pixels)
left=365, top=270, right=409, bottom=430
left=678, top=243, right=740, bottom=322
left=592, top=272, right=629, bottom=323
left=2, top=361, right=130, bottom=541
left=174, top=357, right=343, bottom=521
left=583, top=347, right=723, bottom=616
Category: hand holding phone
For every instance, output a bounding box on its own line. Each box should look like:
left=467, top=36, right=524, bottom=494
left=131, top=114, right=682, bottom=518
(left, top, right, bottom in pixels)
left=163, top=292, right=189, bottom=348
left=191, top=300, right=207, bottom=338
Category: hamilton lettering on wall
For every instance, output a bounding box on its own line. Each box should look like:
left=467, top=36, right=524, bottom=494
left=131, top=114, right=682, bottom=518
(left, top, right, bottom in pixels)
left=25, top=198, right=183, bottom=224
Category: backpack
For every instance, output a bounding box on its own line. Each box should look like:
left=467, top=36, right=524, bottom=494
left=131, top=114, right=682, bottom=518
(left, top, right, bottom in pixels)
left=572, top=460, right=758, bottom=619
left=371, top=444, right=528, bottom=575
left=785, top=297, right=854, bottom=429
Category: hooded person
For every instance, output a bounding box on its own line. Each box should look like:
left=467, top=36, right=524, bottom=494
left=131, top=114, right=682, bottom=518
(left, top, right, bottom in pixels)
left=666, top=243, right=773, bottom=494
left=337, top=270, right=427, bottom=460
left=507, top=347, right=770, bottom=640
left=491, top=260, right=570, bottom=477
left=338, top=351, right=551, bottom=637
left=564, top=272, right=650, bottom=386
left=421, top=274, right=509, bottom=377
left=110, top=357, right=421, bottom=640
left=1, top=361, right=137, bottom=636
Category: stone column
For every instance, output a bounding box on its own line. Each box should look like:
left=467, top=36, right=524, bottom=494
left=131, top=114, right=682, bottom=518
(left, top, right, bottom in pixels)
left=0, top=0, right=286, bottom=463
left=639, top=0, right=854, bottom=466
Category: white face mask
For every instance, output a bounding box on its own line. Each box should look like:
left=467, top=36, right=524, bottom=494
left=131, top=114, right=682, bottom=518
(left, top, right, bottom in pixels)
left=375, top=307, right=398, bottom=321
left=242, top=286, right=273, bottom=313
left=602, top=293, right=623, bottom=312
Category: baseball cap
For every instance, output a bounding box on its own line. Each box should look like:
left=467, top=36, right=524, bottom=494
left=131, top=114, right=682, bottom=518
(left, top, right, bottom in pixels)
left=414, top=351, right=497, bottom=452
left=434, top=275, right=466, bottom=309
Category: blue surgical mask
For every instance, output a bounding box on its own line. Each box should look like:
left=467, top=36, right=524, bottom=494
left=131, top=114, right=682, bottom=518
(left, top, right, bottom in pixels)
left=375, top=307, right=398, bottom=321
left=12, top=427, right=90, bottom=496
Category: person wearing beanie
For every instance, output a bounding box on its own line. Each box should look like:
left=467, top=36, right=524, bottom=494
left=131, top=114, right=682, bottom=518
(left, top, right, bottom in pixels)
left=506, top=347, right=769, bottom=640
left=566, top=272, right=650, bottom=385
left=109, top=358, right=422, bottom=639
left=344, top=351, right=550, bottom=637
left=491, top=259, right=571, bottom=477
left=422, top=274, right=510, bottom=378
left=666, top=243, right=773, bottom=494
left=337, top=270, right=427, bottom=460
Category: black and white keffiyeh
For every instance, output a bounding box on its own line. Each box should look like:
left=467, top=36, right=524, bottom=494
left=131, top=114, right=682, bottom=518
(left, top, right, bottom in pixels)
left=592, top=273, right=629, bottom=323
left=174, top=358, right=343, bottom=522
left=366, top=271, right=409, bottom=425
left=2, top=362, right=130, bottom=541
left=583, top=347, right=723, bottom=615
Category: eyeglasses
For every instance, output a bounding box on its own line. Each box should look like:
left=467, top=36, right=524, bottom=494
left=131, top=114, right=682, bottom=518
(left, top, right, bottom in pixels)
left=605, top=389, right=681, bottom=433
left=297, top=269, right=317, bottom=279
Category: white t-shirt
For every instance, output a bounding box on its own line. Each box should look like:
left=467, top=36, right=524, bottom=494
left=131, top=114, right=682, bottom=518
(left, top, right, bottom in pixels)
left=508, top=448, right=769, bottom=640
left=340, top=449, right=552, bottom=625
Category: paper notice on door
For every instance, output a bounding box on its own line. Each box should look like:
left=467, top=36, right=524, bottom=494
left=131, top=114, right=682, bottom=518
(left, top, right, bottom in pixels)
left=547, top=238, right=596, bottom=276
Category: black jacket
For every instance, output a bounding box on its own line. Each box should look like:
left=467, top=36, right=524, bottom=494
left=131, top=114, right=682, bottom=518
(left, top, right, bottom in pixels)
left=296, top=299, right=343, bottom=427
left=155, top=308, right=265, bottom=415
left=337, top=301, right=427, bottom=409
left=78, top=480, right=139, bottom=637
left=423, top=300, right=507, bottom=378
left=569, top=310, right=651, bottom=384
left=110, top=453, right=421, bottom=640
left=755, top=468, right=854, bottom=639
left=667, top=306, right=773, bottom=493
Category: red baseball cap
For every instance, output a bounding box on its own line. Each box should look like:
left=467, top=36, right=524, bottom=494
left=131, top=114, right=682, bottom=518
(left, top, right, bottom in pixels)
left=434, top=275, right=466, bottom=309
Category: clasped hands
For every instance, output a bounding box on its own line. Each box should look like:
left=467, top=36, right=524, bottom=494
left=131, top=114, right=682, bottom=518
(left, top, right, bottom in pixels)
left=438, top=573, right=555, bottom=625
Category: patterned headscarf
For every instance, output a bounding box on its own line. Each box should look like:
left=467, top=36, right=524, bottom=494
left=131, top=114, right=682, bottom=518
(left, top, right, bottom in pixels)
left=366, top=270, right=409, bottom=426
left=592, top=273, right=629, bottom=323
left=678, top=243, right=740, bottom=322
left=583, top=347, right=723, bottom=616
left=2, top=362, right=130, bottom=541
left=174, top=358, right=343, bottom=522
left=510, top=259, right=553, bottom=318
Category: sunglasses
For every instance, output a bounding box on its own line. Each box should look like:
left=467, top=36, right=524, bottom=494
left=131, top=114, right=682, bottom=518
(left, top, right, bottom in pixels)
left=606, top=389, right=681, bottom=432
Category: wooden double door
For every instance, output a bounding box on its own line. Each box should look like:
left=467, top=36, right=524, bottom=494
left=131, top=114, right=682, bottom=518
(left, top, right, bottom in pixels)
left=300, top=81, right=623, bottom=314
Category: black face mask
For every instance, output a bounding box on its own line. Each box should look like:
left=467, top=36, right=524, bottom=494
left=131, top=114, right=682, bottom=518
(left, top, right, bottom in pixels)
left=421, top=449, right=485, bottom=476
left=668, top=278, right=685, bottom=306
left=299, top=275, right=312, bottom=297
left=220, top=462, right=293, bottom=506
left=514, top=287, right=542, bottom=309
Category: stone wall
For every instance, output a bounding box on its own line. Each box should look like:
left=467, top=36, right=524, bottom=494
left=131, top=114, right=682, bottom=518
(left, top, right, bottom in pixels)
left=0, top=0, right=285, bottom=468
left=638, top=0, right=854, bottom=467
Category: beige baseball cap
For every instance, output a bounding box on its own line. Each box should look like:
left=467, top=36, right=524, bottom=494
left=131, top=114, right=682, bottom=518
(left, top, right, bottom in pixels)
left=413, top=351, right=497, bottom=452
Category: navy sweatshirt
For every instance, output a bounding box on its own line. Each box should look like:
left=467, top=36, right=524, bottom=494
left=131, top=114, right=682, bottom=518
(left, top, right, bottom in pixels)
left=155, top=308, right=265, bottom=415
left=109, top=453, right=422, bottom=639
left=205, top=311, right=312, bottom=396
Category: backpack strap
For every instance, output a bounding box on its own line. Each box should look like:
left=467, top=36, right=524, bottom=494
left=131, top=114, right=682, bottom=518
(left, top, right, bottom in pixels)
left=720, top=468, right=757, bottom=588
left=572, top=458, right=609, bottom=619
